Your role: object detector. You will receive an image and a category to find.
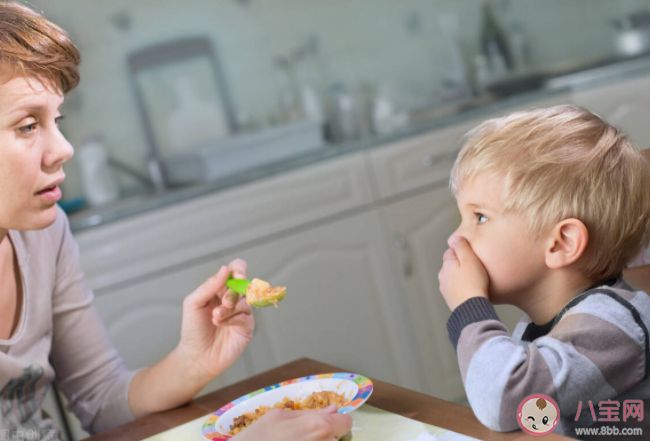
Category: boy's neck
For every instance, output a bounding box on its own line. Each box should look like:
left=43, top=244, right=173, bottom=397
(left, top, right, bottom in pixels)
left=517, top=271, right=599, bottom=326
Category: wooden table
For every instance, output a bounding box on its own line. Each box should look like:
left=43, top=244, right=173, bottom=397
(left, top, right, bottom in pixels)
left=84, top=358, right=574, bottom=441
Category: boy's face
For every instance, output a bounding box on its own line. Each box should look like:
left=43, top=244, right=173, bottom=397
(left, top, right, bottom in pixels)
left=450, top=173, right=547, bottom=304
left=0, top=72, right=73, bottom=231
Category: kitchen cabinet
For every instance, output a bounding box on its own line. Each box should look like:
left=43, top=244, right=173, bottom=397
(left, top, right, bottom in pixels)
left=220, top=210, right=424, bottom=392
left=368, top=93, right=572, bottom=201
left=74, top=152, right=374, bottom=294
left=571, top=73, right=650, bottom=150
left=369, top=119, right=482, bottom=200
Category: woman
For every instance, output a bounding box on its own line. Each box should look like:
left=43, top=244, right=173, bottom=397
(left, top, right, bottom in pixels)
left=0, top=3, right=351, bottom=440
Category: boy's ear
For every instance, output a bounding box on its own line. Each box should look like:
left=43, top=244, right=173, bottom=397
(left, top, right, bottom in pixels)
left=545, top=219, right=589, bottom=270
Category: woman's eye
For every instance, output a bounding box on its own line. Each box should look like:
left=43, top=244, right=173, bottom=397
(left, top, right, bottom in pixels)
left=543, top=416, right=549, bottom=425
left=476, top=213, right=488, bottom=224
left=19, top=122, right=38, bottom=134
left=55, top=115, right=65, bottom=125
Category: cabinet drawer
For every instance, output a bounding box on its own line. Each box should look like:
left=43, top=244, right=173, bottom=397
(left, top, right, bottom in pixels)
left=369, top=119, right=480, bottom=199
left=75, top=152, right=374, bottom=293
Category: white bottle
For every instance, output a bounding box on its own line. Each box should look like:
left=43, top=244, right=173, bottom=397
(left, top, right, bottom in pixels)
left=300, top=85, right=324, bottom=122
left=77, top=137, right=120, bottom=207
left=372, top=87, right=397, bottom=136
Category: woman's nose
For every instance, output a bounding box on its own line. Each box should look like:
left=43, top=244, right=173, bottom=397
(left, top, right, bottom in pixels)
left=43, top=130, right=74, bottom=169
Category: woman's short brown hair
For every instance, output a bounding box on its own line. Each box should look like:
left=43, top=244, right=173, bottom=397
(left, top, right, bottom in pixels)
left=0, top=1, right=80, bottom=93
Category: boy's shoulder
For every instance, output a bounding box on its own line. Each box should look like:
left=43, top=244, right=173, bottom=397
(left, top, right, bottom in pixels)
left=559, top=279, right=650, bottom=323
left=518, top=279, right=650, bottom=344
left=546, top=279, right=650, bottom=356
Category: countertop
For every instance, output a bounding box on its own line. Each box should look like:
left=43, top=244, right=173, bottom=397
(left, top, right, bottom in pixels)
left=68, top=53, right=650, bottom=233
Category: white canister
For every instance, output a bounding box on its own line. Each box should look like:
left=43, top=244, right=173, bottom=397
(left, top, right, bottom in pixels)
left=76, top=137, right=120, bottom=207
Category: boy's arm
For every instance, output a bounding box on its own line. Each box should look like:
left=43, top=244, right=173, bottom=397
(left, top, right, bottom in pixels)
left=448, top=293, right=648, bottom=432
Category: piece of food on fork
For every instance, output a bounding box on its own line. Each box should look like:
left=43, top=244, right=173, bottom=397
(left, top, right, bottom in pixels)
left=226, top=275, right=287, bottom=308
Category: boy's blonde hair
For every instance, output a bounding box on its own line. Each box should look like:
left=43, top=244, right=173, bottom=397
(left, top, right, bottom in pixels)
left=450, top=104, right=650, bottom=281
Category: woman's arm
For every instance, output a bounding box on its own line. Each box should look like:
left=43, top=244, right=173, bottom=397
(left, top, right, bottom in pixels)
left=127, top=261, right=253, bottom=418
left=50, top=208, right=253, bottom=431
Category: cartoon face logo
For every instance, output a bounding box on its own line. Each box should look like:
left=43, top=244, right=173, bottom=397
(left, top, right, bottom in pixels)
left=517, top=394, right=560, bottom=436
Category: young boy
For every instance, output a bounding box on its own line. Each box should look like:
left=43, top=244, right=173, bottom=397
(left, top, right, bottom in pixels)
left=438, top=105, right=650, bottom=437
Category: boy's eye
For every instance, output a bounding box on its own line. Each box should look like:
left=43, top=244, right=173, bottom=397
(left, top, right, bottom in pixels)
left=475, top=212, right=489, bottom=224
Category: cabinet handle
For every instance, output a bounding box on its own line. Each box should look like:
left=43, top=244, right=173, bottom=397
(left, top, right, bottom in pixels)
left=421, top=151, right=458, bottom=167
left=394, top=235, right=413, bottom=277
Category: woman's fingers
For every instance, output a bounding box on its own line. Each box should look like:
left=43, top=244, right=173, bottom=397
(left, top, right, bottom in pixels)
left=328, top=413, right=354, bottom=439
left=213, top=294, right=252, bottom=323
left=213, top=312, right=252, bottom=328
left=212, top=258, right=248, bottom=310
left=279, top=406, right=353, bottom=439
left=228, top=258, right=247, bottom=280
left=238, top=408, right=352, bottom=441
left=183, top=266, right=229, bottom=310
left=219, top=289, right=240, bottom=309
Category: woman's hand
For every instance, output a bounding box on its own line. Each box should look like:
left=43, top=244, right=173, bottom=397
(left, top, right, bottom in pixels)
left=177, top=259, right=255, bottom=381
left=232, top=406, right=353, bottom=441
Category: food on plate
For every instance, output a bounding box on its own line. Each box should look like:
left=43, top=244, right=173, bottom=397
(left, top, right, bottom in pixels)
left=228, top=391, right=347, bottom=435
left=245, top=278, right=287, bottom=308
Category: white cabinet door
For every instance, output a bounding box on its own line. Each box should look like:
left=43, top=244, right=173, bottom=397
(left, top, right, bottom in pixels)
left=382, top=186, right=523, bottom=402
left=571, top=74, right=650, bottom=150
left=220, top=210, right=424, bottom=392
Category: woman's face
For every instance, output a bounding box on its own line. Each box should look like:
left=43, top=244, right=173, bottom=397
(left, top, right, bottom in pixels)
left=0, top=74, right=73, bottom=231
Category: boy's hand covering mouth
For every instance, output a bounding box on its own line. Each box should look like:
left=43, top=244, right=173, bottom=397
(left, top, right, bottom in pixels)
left=438, top=237, right=490, bottom=311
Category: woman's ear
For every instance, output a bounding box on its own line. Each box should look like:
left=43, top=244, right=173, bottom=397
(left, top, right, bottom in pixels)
left=545, top=219, right=589, bottom=270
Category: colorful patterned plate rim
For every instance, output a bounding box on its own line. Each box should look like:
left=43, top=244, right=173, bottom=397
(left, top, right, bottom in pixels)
left=201, top=372, right=373, bottom=440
